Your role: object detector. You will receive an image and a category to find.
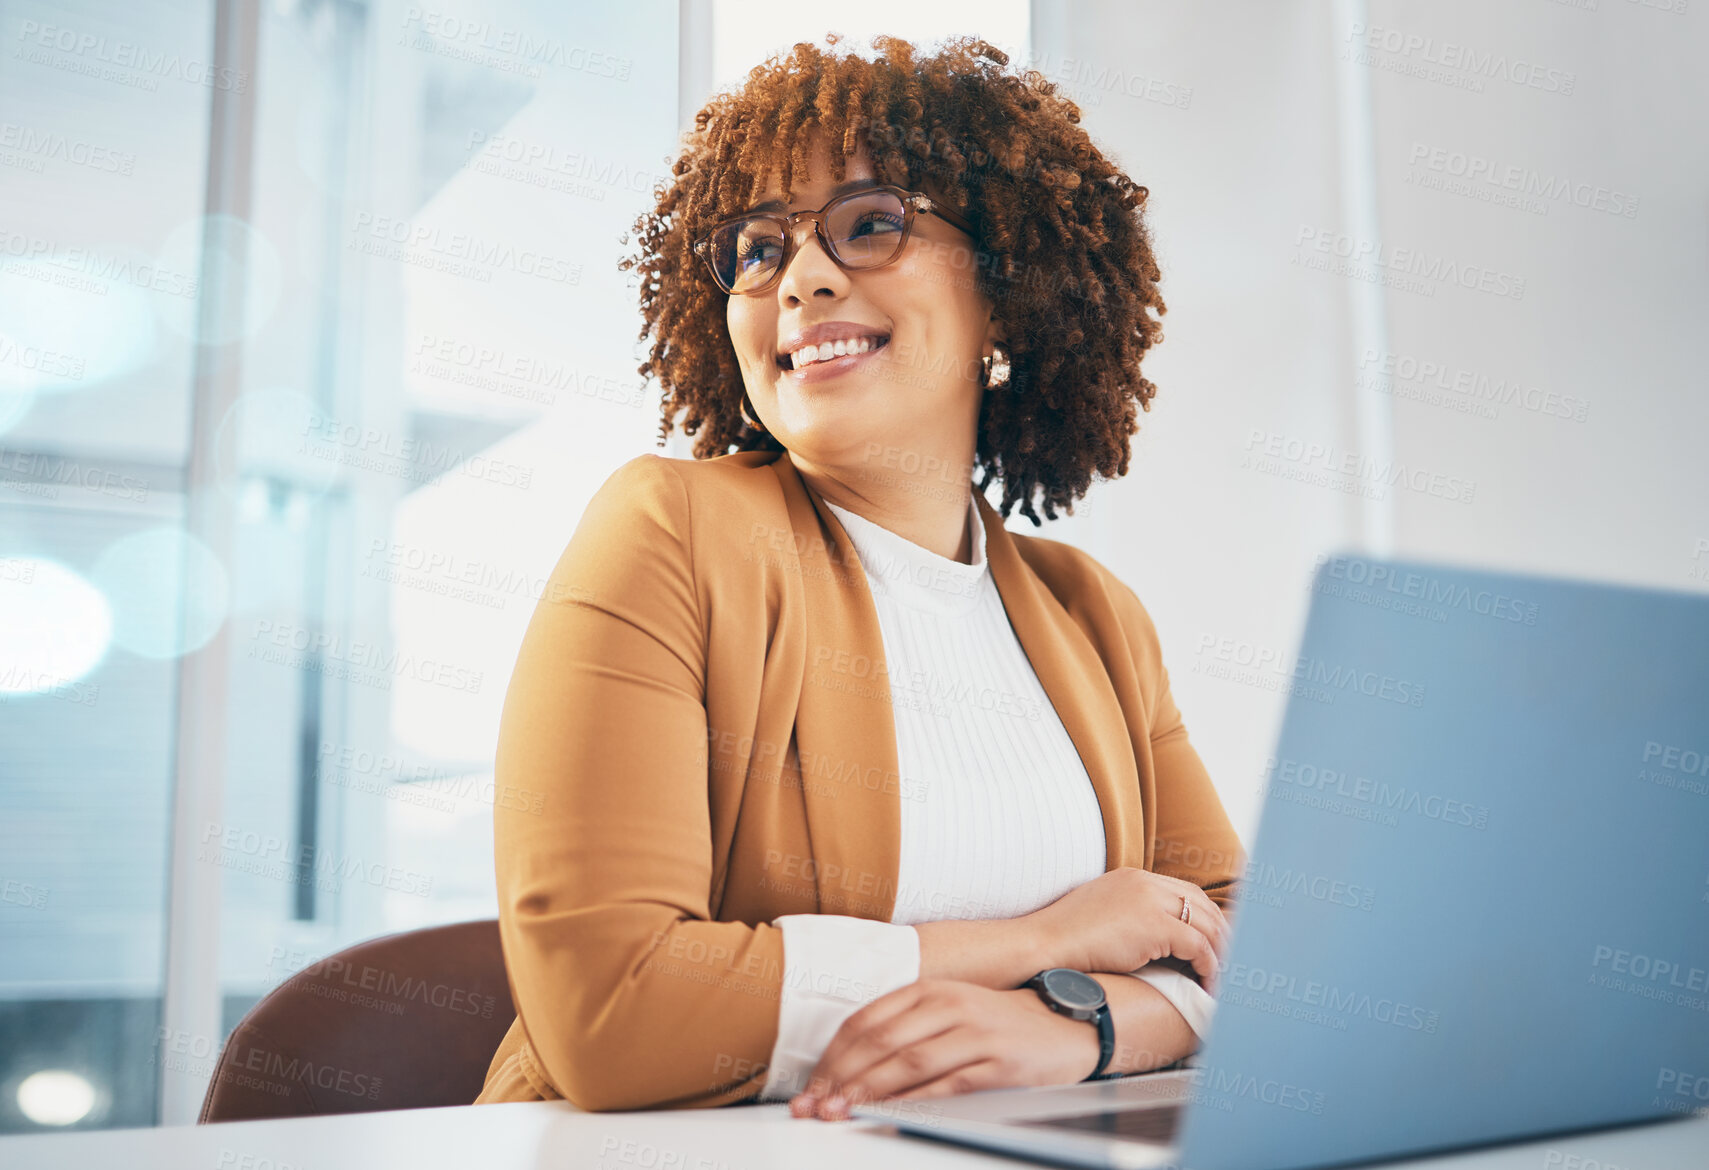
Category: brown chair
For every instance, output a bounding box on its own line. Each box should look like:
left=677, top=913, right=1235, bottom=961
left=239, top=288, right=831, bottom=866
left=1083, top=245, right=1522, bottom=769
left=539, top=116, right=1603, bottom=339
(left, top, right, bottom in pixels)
left=198, top=919, right=516, bottom=1123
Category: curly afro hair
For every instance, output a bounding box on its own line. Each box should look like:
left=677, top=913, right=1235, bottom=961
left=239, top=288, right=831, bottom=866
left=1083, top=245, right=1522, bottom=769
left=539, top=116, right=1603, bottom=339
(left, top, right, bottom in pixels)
left=620, top=32, right=1167, bottom=525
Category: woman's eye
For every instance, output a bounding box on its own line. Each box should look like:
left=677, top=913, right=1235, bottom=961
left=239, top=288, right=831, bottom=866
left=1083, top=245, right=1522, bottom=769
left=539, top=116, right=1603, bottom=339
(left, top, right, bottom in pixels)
left=737, top=239, right=781, bottom=269
left=847, top=213, right=903, bottom=238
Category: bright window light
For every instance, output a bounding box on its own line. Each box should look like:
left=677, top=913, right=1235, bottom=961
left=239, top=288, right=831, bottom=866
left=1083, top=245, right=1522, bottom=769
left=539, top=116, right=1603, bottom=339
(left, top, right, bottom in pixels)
left=16, top=1070, right=97, bottom=1127
left=0, top=558, right=112, bottom=695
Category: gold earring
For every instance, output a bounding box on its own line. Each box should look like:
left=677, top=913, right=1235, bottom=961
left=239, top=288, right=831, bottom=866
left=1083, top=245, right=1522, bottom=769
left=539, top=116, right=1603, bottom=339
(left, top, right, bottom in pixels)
left=981, top=344, right=1011, bottom=390
left=739, top=389, right=767, bottom=432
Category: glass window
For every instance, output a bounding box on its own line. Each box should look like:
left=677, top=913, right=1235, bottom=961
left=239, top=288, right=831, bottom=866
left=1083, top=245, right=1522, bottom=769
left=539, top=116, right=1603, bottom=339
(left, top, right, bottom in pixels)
left=1, top=0, right=677, bottom=1132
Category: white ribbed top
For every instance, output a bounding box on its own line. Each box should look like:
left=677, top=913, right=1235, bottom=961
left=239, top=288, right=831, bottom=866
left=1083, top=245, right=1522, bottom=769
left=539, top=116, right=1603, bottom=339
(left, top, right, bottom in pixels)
left=820, top=493, right=1110, bottom=926
left=757, top=490, right=1214, bottom=1101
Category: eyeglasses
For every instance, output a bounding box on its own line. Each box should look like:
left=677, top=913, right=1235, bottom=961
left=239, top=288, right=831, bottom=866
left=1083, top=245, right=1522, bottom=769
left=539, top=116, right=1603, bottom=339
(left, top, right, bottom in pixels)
left=692, top=183, right=976, bottom=296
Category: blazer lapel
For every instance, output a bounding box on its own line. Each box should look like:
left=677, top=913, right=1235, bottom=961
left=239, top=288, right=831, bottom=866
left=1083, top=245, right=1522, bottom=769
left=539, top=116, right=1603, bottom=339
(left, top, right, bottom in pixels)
left=974, top=491, right=1146, bottom=872
left=774, top=457, right=902, bottom=922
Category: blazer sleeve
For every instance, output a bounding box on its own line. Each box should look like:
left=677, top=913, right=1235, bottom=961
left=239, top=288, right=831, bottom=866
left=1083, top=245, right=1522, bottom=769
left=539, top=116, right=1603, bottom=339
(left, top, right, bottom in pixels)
left=1112, top=580, right=1248, bottom=920
left=492, top=454, right=785, bottom=1112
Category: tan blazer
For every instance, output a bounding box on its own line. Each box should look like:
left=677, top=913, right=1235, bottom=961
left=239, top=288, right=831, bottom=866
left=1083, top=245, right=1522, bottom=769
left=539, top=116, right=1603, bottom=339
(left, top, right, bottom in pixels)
left=475, top=449, right=1246, bottom=1112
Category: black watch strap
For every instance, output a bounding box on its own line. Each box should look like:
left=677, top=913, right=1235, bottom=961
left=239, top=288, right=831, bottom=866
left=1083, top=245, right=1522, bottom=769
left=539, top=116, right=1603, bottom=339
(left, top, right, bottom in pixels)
left=1083, top=1003, right=1118, bottom=1081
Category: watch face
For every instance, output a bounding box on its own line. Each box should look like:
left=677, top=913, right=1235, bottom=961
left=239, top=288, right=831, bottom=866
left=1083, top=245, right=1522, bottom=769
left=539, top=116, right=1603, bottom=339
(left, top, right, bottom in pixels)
left=1040, top=968, right=1105, bottom=1012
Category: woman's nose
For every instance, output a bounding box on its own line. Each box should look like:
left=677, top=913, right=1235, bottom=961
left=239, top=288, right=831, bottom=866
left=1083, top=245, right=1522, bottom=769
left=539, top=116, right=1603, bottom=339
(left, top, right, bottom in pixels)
left=775, top=221, right=846, bottom=301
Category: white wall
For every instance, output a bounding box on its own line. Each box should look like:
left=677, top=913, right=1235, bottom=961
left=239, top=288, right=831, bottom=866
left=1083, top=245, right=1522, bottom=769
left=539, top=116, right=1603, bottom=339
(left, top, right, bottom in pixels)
left=1033, top=0, right=1707, bottom=844
left=1368, top=0, right=1707, bottom=584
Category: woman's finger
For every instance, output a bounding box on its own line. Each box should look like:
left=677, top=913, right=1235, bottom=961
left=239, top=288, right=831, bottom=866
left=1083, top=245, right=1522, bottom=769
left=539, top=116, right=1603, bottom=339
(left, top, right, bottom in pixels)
left=1156, top=877, right=1231, bottom=962
left=1186, top=890, right=1230, bottom=961
left=827, top=1023, right=993, bottom=1112
left=805, top=982, right=965, bottom=1100
left=1167, top=918, right=1220, bottom=989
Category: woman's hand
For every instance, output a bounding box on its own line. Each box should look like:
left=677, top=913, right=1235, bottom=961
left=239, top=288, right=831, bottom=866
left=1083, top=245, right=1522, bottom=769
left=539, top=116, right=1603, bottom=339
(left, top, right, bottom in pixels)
left=1026, top=866, right=1230, bottom=990
left=788, top=978, right=1102, bottom=1121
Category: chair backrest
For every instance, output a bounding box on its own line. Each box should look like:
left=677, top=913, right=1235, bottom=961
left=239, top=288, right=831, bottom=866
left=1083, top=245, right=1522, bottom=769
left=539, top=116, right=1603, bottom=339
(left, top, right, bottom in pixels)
left=198, top=919, right=515, bottom=1123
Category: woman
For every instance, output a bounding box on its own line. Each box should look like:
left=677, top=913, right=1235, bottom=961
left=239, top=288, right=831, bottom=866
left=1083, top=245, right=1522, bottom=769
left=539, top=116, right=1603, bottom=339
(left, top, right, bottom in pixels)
left=474, top=34, right=1245, bottom=1120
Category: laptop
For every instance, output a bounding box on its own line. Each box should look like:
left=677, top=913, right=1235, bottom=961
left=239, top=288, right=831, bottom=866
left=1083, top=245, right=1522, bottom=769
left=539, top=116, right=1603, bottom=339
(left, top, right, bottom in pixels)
left=853, top=553, right=1709, bottom=1170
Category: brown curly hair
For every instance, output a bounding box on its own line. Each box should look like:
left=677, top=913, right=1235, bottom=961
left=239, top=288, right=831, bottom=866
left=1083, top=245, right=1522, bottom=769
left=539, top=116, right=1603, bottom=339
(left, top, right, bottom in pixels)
left=620, top=33, right=1167, bottom=525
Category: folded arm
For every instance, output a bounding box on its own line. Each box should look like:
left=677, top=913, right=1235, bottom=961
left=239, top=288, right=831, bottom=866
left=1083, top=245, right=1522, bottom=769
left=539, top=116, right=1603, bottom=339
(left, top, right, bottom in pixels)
left=495, top=456, right=784, bottom=1112
left=765, top=577, right=1248, bottom=1099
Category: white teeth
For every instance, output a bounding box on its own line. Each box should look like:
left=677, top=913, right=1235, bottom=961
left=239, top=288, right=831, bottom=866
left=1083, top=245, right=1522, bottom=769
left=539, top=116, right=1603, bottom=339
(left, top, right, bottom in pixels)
left=787, top=336, right=884, bottom=371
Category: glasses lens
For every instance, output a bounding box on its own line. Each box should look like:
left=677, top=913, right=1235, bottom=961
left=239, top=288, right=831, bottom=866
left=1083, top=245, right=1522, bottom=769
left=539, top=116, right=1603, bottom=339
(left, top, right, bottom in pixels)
left=710, top=218, right=786, bottom=293
left=827, top=189, right=908, bottom=267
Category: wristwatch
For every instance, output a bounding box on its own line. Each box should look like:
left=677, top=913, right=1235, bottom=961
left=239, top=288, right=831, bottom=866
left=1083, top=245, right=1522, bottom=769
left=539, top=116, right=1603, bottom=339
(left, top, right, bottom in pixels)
left=1025, top=968, right=1119, bottom=1081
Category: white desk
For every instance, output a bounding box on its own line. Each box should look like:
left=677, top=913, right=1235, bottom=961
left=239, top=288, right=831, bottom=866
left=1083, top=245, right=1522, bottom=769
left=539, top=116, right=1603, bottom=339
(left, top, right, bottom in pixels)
left=1, top=1100, right=1705, bottom=1170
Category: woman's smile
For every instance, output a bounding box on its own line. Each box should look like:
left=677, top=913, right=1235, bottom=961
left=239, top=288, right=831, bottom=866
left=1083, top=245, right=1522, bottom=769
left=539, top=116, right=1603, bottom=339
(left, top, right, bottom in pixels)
left=776, top=323, right=893, bottom=386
